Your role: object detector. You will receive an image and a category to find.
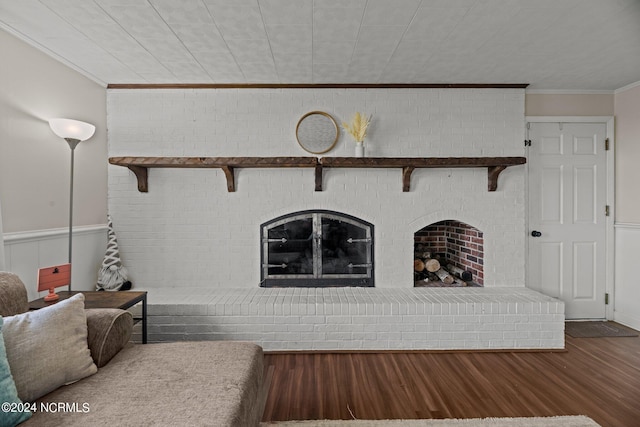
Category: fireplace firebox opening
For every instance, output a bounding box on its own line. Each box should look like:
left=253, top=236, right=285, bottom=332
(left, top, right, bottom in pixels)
left=261, top=210, right=373, bottom=287
left=414, top=220, right=483, bottom=287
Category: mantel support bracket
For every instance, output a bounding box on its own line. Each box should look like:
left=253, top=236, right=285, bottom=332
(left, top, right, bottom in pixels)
left=402, top=166, right=415, bottom=192
left=487, top=166, right=507, bottom=192
left=127, top=166, right=148, bottom=192
left=315, top=163, right=323, bottom=191
left=221, top=166, right=236, bottom=192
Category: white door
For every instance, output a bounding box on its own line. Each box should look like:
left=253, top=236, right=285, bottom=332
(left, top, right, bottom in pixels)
left=527, top=122, right=608, bottom=319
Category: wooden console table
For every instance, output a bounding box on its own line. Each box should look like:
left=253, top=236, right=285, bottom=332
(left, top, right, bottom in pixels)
left=29, top=291, right=147, bottom=344
left=109, top=156, right=525, bottom=193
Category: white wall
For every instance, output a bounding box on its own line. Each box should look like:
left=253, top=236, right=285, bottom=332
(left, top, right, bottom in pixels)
left=108, top=88, right=526, bottom=290
left=614, top=83, right=640, bottom=224
left=523, top=88, right=640, bottom=328
left=0, top=29, right=107, bottom=283
left=0, top=29, right=107, bottom=233
left=613, top=83, right=640, bottom=330
left=525, top=93, right=614, bottom=117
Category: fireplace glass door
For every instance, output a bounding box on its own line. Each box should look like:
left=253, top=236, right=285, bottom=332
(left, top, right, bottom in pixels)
left=261, top=211, right=373, bottom=287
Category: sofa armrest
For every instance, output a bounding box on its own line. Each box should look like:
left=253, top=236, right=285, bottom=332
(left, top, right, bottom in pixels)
left=0, top=272, right=30, bottom=316
left=85, top=308, right=133, bottom=368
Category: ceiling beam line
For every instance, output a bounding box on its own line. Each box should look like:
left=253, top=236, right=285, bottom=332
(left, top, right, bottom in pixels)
left=107, top=83, right=529, bottom=90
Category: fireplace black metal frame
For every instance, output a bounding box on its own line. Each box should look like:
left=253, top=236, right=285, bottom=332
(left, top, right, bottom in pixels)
left=260, top=210, right=374, bottom=288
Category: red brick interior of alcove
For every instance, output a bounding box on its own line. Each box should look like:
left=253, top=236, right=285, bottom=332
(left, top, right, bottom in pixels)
left=414, top=220, right=484, bottom=285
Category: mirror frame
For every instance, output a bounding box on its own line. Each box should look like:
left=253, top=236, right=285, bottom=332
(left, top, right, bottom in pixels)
left=295, top=111, right=339, bottom=154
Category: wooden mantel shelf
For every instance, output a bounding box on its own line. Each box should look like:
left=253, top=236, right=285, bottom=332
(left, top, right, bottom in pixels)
left=108, top=156, right=526, bottom=193
left=319, top=157, right=526, bottom=192
left=108, top=157, right=316, bottom=192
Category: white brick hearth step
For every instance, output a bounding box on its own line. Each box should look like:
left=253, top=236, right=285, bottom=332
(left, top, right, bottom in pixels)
left=136, top=287, right=564, bottom=351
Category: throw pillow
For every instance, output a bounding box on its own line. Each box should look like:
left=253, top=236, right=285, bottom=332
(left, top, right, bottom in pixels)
left=3, top=294, right=98, bottom=402
left=0, top=317, right=32, bottom=427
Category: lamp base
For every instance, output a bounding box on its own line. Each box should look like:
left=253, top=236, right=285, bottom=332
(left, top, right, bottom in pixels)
left=44, top=288, right=60, bottom=302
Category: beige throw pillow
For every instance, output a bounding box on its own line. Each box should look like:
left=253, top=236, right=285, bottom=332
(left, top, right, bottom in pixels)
left=3, top=293, right=97, bottom=402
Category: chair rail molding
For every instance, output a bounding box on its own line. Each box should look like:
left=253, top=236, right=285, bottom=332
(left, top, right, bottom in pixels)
left=3, top=224, right=108, bottom=301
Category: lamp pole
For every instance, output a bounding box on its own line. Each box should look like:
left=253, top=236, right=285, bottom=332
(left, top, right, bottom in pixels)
left=48, top=118, right=96, bottom=292
left=66, top=138, right=81, bottom=276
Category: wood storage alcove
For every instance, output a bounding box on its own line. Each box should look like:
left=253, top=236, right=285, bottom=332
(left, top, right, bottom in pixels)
left=414, top=220, right=484, bottom=287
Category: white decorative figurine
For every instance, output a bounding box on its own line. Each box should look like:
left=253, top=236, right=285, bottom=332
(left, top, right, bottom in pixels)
left=97, top=215, right=131, bottom=291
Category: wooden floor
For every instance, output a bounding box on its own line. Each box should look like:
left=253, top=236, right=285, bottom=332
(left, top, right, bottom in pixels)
left=262, top=328, right=640, bottom=427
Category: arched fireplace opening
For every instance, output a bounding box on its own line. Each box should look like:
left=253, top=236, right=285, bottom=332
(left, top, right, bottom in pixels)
left=261, top=210, right=374, bottom=287
left=414, top=220, right=483, bottom=287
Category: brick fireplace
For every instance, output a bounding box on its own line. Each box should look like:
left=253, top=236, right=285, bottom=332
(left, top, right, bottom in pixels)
left=107, top=87, right=567, bottom=351
left=107, top=87, right=527, bottom=290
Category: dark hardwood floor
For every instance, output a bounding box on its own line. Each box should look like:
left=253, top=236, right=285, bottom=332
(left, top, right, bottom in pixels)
left=262, top=330, right=640, bottom=427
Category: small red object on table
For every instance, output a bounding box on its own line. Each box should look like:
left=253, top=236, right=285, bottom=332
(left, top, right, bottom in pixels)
left=37, top=263, right=71, bottom=302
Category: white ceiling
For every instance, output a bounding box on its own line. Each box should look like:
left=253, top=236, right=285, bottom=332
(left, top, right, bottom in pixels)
left=1, top=0, right=639, bottom=90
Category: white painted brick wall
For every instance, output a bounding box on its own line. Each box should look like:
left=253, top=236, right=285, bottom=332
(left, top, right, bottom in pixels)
left=107, top=88, right=525, bottom=290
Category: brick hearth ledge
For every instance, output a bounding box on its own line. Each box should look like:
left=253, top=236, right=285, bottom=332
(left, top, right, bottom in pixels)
left=132, top=287, right=564, bottom=351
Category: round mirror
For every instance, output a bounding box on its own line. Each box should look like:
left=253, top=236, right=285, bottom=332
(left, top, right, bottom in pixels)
left=295, top=111, right=339, bottom=154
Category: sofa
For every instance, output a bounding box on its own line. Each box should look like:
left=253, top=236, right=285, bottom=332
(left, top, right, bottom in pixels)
left=0, top=272, right=265, bottom=427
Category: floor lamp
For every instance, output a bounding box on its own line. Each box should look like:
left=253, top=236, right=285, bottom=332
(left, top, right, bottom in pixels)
left=48, top=118, right=96, bottom=291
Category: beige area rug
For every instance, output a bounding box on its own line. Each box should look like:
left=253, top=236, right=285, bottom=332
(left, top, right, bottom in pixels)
left=261, top=415, right=600, bottom=427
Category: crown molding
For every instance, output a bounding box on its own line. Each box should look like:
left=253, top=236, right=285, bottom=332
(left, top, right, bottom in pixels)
left=615, top=80, right=640, bottom=94
left=525, top=89, right=614, bottom=95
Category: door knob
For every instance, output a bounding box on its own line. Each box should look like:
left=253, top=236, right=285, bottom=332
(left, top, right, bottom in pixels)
left=531, top=230, right=542, bottom=237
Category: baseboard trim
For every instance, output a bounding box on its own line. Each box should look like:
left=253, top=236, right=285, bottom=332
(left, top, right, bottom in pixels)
left=613, top=312, right=640, bottom=332
left=264, top=348, right=567, bottom=355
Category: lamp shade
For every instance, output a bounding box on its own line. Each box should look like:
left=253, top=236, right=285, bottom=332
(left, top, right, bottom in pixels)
left=49, top=118, right=96, bottom=142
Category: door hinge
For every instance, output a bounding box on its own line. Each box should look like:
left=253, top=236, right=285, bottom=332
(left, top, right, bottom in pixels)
left=605, top=138, right=610, bottom=151
left=524, top=139, right=531, bottom=147
left=605, top=293, right=609, bottom=305
left=605, top=205, right=610, bottom=217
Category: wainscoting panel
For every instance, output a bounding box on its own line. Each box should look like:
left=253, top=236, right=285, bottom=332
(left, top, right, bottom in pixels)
left=614, top=223, right=640, bottom=330
left=3, top=225, right=107, bottom=301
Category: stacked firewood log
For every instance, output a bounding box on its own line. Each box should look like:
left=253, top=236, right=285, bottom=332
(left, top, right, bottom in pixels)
left=413, top=244, right=473, bottom=286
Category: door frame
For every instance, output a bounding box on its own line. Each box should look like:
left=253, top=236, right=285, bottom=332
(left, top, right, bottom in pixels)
left=525, top=116, right=615, bottom=320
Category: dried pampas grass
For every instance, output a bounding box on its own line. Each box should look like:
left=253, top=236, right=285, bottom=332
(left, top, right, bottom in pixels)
left=342, top=112, right=372, bottom=143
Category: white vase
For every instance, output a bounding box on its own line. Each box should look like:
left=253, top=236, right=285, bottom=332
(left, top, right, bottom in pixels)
left=355, top=141, right=364, bottom=157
